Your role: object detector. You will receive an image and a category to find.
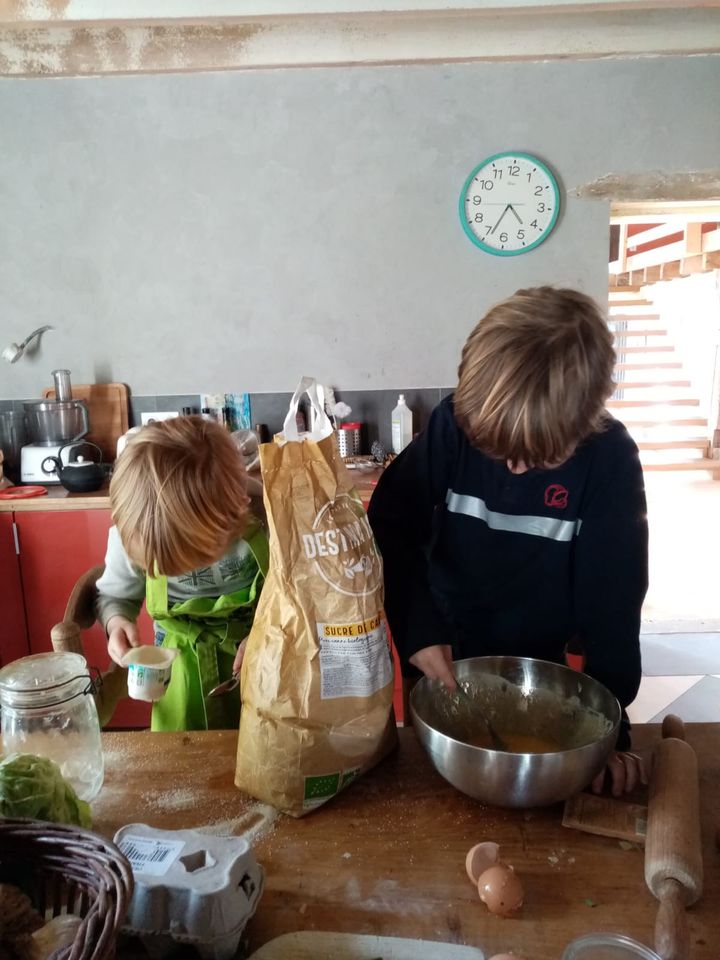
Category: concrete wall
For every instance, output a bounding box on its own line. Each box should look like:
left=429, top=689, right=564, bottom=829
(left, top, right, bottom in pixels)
left=1, top=54, right=719, bottom=400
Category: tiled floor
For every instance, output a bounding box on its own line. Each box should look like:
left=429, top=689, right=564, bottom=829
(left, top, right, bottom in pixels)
left=629, top=471, right=720, bottom=724
left=628, top=632, right=720, bottom=724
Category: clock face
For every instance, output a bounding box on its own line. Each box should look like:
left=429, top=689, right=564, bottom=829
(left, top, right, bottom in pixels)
left=459, top=152, right=560, bottom=256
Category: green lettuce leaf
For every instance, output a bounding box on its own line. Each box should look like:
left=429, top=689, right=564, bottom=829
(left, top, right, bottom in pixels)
left=0, top=753, right=92, bottom=827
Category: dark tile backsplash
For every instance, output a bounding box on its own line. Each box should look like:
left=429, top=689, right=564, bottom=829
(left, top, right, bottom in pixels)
left=3, top=387, right=459, bottom=457
left=128, top=396, right=159, bottom=426
left=248, top=393, right=295, bottom=435
left=155, top=395, right=203, bottom=416
left=334, top=388, right=445, bottom=452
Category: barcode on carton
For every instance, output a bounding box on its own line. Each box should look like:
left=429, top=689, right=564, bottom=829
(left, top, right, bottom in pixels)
left=118, top=835, right=185, bottom=877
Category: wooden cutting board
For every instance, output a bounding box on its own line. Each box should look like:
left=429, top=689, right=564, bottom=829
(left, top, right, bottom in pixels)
left=42, top=382, right=130, bottom=463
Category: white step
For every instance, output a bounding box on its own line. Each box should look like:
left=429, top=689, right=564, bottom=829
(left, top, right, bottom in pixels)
left=620, top=417, right=707, bottom=428
left=615, top=362, right=682, bottom=371
left=608, top=398, right=699, bottom=409
left=607, top=288, right=711, bottom=463
left=641, top=458, right=720, bottom=474
left=614, top=345, right=675, bottom=354
left=636, top=439, right=708, bottom=451
left=613, top=328, right=668, bottom=338
left=608, top=297, right=653, bottom=310
left=614, top=380, right=691, bottom=389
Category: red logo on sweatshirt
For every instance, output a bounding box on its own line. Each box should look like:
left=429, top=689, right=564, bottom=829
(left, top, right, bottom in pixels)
left=544, top=484, right=569, bottom=509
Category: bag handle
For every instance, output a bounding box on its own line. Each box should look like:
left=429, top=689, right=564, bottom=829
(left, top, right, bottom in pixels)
left=283, top=376, right=334, bottom=442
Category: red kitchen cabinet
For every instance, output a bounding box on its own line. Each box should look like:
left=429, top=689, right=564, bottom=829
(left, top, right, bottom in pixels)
left=13, top=509, right=152, bottom=729
left=0, top=513, right=30, bottom=667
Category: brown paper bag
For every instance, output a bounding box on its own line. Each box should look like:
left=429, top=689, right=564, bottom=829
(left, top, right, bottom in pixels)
left=235, top=380, right=397, bottom=816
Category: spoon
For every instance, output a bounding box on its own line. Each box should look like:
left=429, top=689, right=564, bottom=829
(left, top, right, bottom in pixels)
left=207, top=672, right=239, bottom=698
left=450, top=682, right=508, bottom=752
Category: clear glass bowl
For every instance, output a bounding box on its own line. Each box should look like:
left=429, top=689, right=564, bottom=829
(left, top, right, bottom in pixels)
left=562, top=934, right=662, bottom=959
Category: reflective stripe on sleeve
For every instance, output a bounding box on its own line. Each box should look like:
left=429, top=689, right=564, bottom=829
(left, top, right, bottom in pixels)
left=446, top=490, right=582, bottom=542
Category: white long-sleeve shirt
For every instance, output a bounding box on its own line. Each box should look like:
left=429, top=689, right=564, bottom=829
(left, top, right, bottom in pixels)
left=95, top=525, right=259, bottom=628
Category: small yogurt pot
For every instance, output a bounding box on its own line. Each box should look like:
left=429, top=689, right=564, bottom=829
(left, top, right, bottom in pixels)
left=121, top=646, right=179, bottom=701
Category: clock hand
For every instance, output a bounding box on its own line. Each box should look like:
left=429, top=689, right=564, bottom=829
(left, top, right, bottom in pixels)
left=491, top=204, right=511, bottom=235
left=508, top=204, right=523, bottom=225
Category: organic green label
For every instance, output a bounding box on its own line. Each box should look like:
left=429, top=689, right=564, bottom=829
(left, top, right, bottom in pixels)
left=304, top=773, right=340, bottom=803
left=303, top=768, right=361, bottom=809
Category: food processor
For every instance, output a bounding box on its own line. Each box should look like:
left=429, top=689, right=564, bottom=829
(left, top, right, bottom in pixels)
left=21, top=369, right=90, bottom=483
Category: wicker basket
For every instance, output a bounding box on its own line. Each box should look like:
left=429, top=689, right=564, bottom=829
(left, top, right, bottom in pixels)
left=0, top=818, right=133, bottom=960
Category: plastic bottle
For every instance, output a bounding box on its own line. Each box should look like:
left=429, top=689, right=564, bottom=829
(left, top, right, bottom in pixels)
left=391, top=394, right=413, bottom=454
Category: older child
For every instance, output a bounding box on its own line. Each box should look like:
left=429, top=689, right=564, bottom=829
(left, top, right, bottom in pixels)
left=369, top=287, right=648, bottom=797
left=96, top=416, right=267, bottom=731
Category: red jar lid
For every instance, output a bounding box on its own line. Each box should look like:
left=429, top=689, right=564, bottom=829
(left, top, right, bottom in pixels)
left=340, top=422, right=362, bottom=430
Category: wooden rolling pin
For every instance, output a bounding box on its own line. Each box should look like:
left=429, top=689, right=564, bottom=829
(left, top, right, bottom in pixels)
left=644, top=715, right=703, bottom=960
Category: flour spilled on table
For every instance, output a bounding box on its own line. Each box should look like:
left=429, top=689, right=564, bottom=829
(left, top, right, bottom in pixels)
left=198, top=802, right=279, bottom=844
left=138, top=788, right=280, bottom=843
left=147, top=787, right=199, bottom=812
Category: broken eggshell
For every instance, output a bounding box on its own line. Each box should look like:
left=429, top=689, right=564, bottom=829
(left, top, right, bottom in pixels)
left=465, top=840, right=501, bottom=884
left=477, top=863, right=525, bottom=916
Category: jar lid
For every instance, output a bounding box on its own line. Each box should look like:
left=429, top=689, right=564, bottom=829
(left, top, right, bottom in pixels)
left=0, top=652, right=90, bottom=709
left=340, top=422, right=362, bottom=430
left=562, top=933, right=662, bottom=959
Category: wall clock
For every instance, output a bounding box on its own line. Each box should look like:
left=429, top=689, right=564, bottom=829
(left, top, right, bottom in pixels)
left=459, top=152, right=560, bottom=256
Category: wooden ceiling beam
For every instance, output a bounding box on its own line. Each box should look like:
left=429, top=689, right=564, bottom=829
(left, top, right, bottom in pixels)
left=1, top=2, right=720, bottom=75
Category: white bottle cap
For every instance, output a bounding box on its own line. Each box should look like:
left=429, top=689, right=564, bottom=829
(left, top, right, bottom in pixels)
left=398, top=393, right=405, bottom=402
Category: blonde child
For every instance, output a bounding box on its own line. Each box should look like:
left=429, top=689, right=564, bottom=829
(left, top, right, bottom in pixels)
left=96, top=416, right=267, bottom=731
left=369, top=287, right=649, bottom=797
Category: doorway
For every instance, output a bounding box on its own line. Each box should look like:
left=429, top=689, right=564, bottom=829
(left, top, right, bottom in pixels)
left=608, top=201, right=720, bottom=722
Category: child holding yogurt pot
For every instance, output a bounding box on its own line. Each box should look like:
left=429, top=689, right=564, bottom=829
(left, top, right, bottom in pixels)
left=96, top=416, right=267, bottom=732
left=369, top=286, right=649, bottom=797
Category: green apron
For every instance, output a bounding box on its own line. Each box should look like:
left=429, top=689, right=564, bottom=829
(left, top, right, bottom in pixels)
left=146, top=523, right=269, bottom=732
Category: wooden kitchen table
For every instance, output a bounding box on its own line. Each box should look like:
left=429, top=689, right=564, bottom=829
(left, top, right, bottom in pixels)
left=94, top=725, right=719, bottom=959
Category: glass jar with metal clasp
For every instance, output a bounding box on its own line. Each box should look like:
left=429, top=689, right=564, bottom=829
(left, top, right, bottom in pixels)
left=0, top=652, right=104, bottom=801
left=562, top=934, right=662, bottom=959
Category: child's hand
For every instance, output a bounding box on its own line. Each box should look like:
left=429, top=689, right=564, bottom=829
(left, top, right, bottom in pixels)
left=106, top=616, right=141, bottom=666
left=591, top=751, right=647, bottom=797
left=409, top=644, right=457, bottom=691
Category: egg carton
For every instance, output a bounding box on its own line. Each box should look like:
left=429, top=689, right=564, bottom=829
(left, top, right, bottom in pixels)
left=114, top=823, right=264, bottom=960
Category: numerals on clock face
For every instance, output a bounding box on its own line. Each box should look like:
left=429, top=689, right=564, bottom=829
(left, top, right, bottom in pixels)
left=459, top=153, right=560, bottom=256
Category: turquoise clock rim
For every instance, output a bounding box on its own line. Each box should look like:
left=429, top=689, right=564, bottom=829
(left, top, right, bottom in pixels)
left=459, top=151, right=561, bottom=257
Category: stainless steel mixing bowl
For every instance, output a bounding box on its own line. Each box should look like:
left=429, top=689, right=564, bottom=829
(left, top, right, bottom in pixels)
left=410, top=656, right=620, bottom=808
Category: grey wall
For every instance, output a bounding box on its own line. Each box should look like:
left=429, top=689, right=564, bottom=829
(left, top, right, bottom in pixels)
left=1, top=55, right=719, bottom=400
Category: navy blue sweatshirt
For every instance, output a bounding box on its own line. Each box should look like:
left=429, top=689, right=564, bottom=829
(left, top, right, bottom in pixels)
left=368, top=396, right=648, bottom=749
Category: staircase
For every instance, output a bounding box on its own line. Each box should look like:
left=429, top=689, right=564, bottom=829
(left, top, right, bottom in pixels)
left=608, top=285, right=720, bottom=476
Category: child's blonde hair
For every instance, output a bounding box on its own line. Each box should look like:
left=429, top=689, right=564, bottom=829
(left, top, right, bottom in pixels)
left=455, top=286, right=615, bottom=469
left=110, top=416, right=250, bottom=576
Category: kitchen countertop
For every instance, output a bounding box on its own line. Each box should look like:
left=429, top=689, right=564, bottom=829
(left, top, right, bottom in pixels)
left=0, top=464, right=384, bottom=513
left=94, top=724, right=720, bottom=959
left=0, top=482, right=113, bottom=512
